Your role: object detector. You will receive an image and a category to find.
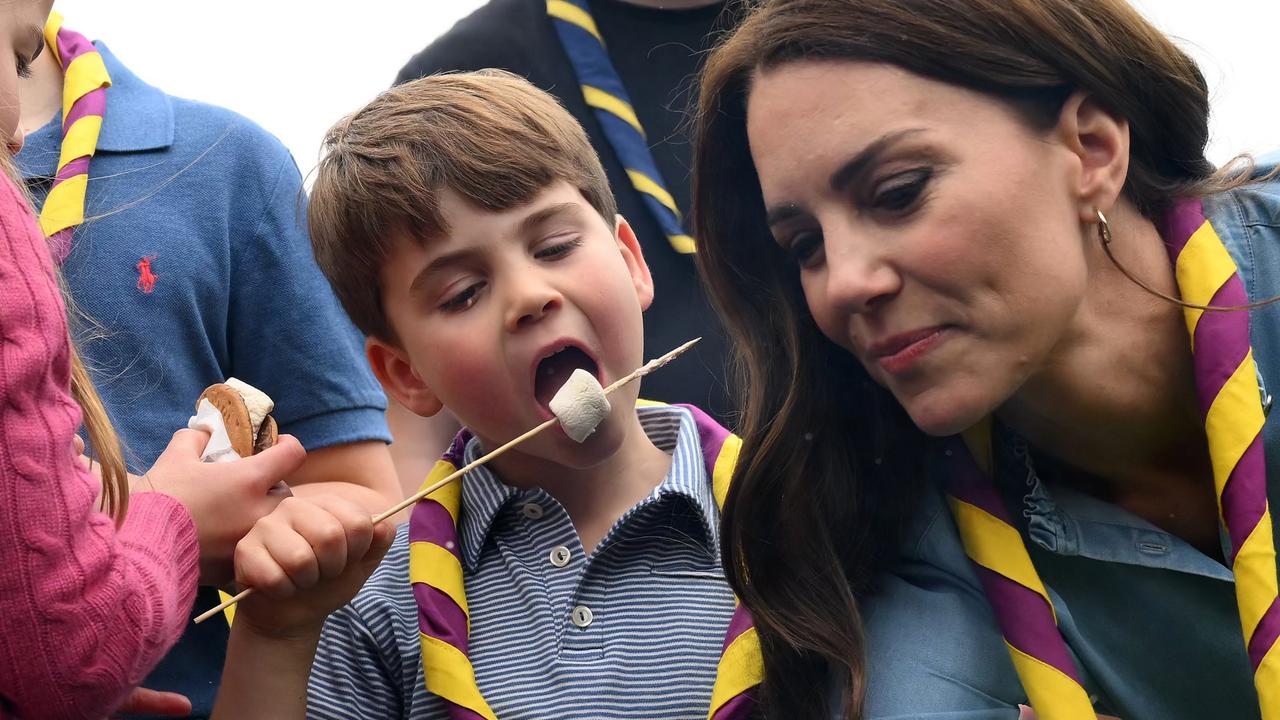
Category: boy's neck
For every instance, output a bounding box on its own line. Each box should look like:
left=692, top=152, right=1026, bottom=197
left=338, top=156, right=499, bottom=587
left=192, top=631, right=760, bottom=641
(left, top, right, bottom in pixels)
left=19, top=48, right=64, bottom=136
left=489, top=410, right=673, bottom=553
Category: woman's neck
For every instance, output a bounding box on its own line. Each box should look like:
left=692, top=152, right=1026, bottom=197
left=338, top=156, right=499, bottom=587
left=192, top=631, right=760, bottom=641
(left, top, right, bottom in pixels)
left=995, top=205, right=1220, bottom=549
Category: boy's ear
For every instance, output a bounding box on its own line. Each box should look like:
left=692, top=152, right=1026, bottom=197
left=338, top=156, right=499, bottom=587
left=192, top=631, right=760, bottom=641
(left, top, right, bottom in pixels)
left=1055, top=91, right=1130, bottom=222
left=614, top=214, right=655, bottom=311
left=366, top=336, right=443, bottom=417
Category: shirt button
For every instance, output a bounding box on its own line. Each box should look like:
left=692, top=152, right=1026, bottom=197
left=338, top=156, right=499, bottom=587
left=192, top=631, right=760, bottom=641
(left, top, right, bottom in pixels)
left=549, top=546, right=572, bottom=567
left=520, top=502, right=544, bottom=520
left=571, top=605, right=594, bottom=628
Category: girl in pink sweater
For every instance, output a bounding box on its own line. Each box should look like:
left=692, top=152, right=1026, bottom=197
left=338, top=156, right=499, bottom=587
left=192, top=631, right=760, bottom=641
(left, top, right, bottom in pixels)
left=0, top=3, right=308, bottom=717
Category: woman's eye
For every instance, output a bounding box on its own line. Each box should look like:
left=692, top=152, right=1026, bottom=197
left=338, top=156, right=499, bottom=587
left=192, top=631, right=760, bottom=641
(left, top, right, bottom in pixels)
left=872, top=168, right=932, bottom=213
left=440, top=282, right=484, bottom=312
left=534, top=235, right=583, bottom=260
left=788, top=230, right=824, bottom=268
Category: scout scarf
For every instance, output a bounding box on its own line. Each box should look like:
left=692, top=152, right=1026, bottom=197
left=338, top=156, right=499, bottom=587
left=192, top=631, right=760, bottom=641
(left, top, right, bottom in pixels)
left=545, top=0, right=697, bottom=255
left=944, top=197, right=1280, bottom=719
left=37, top=12, right=110, bottom=264
left=408, top=405, right=761, bottom=719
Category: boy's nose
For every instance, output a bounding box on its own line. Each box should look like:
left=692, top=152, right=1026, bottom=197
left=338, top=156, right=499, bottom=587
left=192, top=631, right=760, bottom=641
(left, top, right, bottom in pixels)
left=506, top=285, right=564, bottom=331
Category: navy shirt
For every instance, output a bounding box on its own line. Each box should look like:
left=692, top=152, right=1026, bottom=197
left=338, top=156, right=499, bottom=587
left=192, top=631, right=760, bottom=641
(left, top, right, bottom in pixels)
left=18, top=42, right=391, bottom=718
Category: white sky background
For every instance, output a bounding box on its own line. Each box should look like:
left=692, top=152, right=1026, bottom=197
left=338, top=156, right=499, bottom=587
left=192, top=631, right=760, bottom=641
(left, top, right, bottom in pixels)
left=51, top=0, right=1278, bottom=177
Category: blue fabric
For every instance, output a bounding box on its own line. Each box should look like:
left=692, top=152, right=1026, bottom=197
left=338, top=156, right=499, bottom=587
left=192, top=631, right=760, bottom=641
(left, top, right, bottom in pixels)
left=17, top=43, right=390, bottom=718
left=307, top=406, right=737, bottom=719
left=855, top=164, right=1280, bottom=720
left=548, top=0, right=690, bottom=248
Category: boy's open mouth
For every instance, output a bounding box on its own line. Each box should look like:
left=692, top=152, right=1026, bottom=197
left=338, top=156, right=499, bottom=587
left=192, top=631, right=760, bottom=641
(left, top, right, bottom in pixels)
left=534, top=345, right=600, bottom=413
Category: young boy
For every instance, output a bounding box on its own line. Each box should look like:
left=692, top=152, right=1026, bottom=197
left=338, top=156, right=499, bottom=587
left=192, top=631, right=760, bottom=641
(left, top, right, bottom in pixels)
left=213, top=71, right=758, bottom=718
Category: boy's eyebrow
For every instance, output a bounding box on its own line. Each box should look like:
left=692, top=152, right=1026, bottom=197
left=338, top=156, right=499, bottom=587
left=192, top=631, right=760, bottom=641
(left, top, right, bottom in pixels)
left=410, top=248, right=474, bottom=296
left=517, top=202, right=580, bottom=236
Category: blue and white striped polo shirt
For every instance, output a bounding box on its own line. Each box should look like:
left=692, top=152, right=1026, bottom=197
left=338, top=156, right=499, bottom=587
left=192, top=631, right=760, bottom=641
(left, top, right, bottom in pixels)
left=307, top=405, right=737, bottom=719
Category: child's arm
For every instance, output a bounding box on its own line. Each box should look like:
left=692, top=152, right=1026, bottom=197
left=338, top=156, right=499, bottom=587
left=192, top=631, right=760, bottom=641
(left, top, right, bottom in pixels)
left=211, top=495, right=395, bottom=720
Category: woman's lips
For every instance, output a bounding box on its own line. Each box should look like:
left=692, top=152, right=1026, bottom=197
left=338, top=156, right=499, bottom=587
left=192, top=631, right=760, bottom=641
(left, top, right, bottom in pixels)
left=869, top=326, right=949, bottom=375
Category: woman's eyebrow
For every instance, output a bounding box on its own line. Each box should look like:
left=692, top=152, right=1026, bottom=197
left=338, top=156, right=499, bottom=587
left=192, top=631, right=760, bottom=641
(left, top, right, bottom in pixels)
left=828, top=128, right=926, bottom=194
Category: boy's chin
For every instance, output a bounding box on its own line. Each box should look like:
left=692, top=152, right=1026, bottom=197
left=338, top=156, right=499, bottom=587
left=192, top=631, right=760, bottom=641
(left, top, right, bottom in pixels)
left=545, top=418, right=628, bottom=469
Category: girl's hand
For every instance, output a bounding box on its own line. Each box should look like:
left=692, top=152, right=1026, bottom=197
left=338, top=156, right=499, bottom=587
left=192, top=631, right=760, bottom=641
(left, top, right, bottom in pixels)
left=230, top=495, right=395, bottom=638
left=138, top=429, right=307, bottom=586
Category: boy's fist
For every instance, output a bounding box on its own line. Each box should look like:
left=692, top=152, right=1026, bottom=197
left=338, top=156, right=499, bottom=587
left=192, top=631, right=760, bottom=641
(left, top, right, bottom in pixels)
left=232, top=495, right=395, bottom=637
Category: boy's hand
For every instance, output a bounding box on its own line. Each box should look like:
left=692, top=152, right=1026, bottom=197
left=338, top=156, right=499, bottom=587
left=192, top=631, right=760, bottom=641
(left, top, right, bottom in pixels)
left=138, top=429, right=307, bottom=586
left=231, top=495, right=395, bottom=638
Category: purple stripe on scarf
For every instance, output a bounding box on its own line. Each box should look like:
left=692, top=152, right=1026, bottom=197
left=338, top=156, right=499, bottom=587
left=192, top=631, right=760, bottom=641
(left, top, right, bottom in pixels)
left=415, top=582, right=470, bottom=654
left=943, top=437, right=1016, bottom=524
left=710, top=692, right=757, bottom=720
left=975, top=565, right=1083, bottom=683
left=1221, top=435, right=1268, bottom=564
left=720, top=605, right=755, bottom=651
left=1249, top=597, right=1280, bottom=670
left=63, top=89, right=106, bottom=131
left=50, top=155, right=91, bottom=189
left=1161, top=197, right=1206, bottom=260
left=679, top=403, right=728, bottom=470
left=54, top=26, right=98, bottom=67
left=47, top=228, right=72, bottom=265
left=444, top=700, right=491, bottom=720
left=1190, top=279, right=1253, bottom=418
left=409, top=500, right=463, bottom=559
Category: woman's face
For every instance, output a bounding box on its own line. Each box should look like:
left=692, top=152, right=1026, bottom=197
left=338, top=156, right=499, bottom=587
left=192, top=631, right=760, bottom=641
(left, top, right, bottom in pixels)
left=0, top=0, right=52, bottom=152
left=746, top=61, right=1091, bottom=436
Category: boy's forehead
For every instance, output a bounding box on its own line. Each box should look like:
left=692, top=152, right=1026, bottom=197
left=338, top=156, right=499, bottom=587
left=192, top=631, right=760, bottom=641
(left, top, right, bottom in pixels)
left=434, top=181, right=598, bottom=243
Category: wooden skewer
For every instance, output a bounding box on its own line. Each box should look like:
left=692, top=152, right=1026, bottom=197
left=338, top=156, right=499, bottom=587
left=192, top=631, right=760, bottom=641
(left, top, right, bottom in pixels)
left=195, top=337, right=702, bottom=624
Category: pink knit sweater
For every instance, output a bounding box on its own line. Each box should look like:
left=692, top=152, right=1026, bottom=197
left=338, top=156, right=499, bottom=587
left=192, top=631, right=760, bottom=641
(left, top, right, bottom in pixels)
left=0, top=176, right=199, bottom=719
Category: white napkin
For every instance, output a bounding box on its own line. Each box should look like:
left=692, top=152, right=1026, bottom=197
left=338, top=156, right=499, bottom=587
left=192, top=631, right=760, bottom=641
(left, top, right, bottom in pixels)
left=188, top=398, right=243, bottom=463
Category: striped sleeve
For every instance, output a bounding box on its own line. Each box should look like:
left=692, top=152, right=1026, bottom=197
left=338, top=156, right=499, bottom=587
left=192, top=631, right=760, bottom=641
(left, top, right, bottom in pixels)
left=307, top=601, right=404, bottom=718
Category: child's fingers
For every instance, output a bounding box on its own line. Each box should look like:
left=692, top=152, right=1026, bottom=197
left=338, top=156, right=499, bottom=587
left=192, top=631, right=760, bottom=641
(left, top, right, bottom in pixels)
left=234, top=540, right=297, bottom=599
left=236, top=434, right=307, bottom=493
left=162, top=428, right=213, bottom=459
left=302, top=495, right=373, bottom=567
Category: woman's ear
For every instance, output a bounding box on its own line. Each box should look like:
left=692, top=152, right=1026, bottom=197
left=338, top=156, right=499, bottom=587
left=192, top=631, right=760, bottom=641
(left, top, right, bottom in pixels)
left=366, top=337, right=443, bottom=417
left=1055, top=91, right=1130, bottom=221
left=615, top=214, right=656, bottom=311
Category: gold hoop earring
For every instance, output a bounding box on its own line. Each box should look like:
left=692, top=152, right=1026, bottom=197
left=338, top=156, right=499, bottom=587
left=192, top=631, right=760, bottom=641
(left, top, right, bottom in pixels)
left=1096, top=209, right=1112, bottom=246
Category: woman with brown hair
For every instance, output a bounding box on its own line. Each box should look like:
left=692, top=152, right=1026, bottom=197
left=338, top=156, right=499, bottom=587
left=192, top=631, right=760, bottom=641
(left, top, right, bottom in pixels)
left=692, top=0, right=1279, bottom=718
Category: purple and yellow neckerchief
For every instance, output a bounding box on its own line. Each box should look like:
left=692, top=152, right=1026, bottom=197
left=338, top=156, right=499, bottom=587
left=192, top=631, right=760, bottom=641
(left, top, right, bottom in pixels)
left=37, top=12, right=110, bottom=264
left=944, top=197, right=1280, bottom=719
left=408, top=404, right=761, bottom=719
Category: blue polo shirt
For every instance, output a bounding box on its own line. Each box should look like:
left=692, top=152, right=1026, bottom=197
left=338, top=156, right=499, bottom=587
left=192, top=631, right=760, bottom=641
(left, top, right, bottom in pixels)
left=17, top=43, right=390, bottom=718
left=307, top=405, right=737, bottom=719
left=855, top=168, right=1280, bottom=719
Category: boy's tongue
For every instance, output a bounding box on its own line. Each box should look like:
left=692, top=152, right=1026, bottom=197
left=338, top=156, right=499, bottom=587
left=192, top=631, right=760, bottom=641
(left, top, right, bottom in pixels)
left=535, top=347, right=598, bottom=411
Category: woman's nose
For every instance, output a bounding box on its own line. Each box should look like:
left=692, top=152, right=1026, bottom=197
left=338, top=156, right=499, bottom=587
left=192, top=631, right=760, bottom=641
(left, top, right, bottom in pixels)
left=823, top=243, right=901, bottom=315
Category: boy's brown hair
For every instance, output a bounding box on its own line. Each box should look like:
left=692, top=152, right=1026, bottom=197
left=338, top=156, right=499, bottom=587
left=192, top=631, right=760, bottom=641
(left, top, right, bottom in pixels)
left=309, top=70, right=618, bottom=342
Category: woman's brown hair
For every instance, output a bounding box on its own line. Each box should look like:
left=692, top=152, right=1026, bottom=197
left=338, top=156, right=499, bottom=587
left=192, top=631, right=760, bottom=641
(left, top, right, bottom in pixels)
left=692, top=1, right=1221, bottom=716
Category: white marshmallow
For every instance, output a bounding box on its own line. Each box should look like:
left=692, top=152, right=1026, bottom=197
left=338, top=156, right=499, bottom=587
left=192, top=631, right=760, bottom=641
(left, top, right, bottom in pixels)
left=549, top=368, right=611, bottom=443
left=225, top=377, right=275, bottom=437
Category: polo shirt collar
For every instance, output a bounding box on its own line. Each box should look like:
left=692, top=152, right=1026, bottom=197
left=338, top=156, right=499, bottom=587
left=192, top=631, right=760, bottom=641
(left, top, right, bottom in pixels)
left=454, top=405, right=722, bottom=571
left=93, top=42, right=173, bottom=152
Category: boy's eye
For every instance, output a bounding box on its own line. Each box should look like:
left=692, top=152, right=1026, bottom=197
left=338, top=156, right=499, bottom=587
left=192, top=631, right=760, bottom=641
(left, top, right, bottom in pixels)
left=440, top=282, right=485, bottom=312
left=871, top=168, right=932, bottom=213
left=534, top=235, right=583, bottom=260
